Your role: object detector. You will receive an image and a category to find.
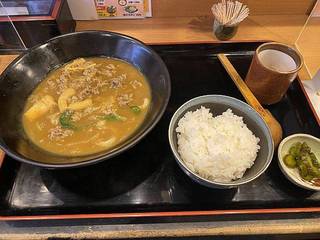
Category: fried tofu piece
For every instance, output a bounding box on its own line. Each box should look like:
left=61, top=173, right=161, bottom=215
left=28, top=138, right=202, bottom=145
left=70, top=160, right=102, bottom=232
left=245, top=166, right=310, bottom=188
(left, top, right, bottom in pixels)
left=58, top=88, right=76, bottom=112
left=96, top=137, right=116, bottom=148
left=24, top=95, right=56, bottom=121
left=68, top=99, right=92, bottom=111
left=140, top=98, right=150, bottom=109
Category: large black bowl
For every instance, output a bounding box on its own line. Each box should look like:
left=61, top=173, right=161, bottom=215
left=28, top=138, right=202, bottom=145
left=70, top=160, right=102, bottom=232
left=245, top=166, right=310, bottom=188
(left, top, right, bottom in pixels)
left=0, top=31, right=171, bottom=168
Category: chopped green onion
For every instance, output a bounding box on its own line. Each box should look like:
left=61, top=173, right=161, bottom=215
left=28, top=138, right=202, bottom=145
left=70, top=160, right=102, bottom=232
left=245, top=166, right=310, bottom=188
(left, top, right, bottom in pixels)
left=130, top=105, right=141, bottom=114
left=59, top=110, right=77, bottom=129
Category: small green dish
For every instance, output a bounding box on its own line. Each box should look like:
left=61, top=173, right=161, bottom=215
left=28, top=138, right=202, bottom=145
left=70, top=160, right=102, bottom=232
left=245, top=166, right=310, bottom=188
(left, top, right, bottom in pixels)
left=278, top=134, right=320, bottom=191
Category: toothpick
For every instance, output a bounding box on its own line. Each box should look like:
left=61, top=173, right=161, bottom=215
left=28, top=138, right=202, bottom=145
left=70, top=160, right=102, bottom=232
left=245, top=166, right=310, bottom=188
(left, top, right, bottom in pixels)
left=212, top=0, right=249, bottom=27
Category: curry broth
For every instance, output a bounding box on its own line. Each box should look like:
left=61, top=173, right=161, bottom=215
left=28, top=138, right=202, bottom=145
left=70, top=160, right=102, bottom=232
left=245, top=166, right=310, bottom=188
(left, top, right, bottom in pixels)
left=22, top=57, right=151, bottom=156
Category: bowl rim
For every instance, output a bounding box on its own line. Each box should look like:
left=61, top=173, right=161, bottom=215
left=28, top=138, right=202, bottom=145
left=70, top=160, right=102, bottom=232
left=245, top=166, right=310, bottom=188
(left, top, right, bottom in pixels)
left=168, top=94, right=274, bottom=188
left=277, top=133, right=320, bottom=191
left=0, top=30, right=171, bottom=168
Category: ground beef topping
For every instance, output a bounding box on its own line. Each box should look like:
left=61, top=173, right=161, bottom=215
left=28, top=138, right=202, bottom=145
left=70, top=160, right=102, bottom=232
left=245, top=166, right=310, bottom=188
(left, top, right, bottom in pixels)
left=117, top=93, right=133, bottom=106
left=48, top=126, right=74, bottom=141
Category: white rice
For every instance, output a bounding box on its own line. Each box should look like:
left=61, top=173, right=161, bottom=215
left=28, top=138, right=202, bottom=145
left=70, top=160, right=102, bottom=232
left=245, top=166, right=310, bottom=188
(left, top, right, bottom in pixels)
left=176, top=106, right=260, bottom=182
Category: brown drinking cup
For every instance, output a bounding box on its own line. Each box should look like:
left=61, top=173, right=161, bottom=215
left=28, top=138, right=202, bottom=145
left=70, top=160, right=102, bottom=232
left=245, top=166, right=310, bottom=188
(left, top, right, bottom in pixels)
left=245, top=42, right=303, bottom=105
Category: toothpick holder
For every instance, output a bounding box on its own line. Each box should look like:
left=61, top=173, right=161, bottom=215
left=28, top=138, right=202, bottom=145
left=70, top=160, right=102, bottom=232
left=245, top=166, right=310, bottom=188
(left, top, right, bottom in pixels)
left=213, top=19, right=238, bottom=40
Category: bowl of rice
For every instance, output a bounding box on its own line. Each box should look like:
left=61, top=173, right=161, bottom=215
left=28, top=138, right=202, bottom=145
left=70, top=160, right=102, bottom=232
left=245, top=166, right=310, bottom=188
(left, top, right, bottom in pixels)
left=168, top=95, right=274, bottom=189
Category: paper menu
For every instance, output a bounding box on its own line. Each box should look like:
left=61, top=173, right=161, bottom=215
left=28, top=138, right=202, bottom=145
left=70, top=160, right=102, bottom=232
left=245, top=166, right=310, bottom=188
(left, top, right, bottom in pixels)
left=95, top=0, right=151, bottom=18
left=67, top=0, right=152, bottom=20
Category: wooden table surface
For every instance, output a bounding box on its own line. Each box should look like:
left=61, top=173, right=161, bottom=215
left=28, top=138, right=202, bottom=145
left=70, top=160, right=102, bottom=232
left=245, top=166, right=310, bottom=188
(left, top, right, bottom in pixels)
left=0, top=55, right=18, bottom=73
left=76, top=15, right=307, bottom=44
left=296, top=16, right=320, bottom=77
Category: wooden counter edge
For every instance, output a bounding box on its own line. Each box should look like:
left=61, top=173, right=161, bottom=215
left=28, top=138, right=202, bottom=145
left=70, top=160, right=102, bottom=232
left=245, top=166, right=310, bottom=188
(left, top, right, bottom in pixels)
left=1, top=218, right=320, bottom=239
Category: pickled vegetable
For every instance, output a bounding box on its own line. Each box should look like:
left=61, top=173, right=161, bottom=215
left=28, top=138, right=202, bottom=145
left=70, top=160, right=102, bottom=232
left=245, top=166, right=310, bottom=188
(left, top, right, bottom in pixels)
left=311, top=153, right=320, bottom=168
left=283, top=141, right=319, bottom=185
left=283, top=154, right=296, bottom=168
left=298, top=164, right=308, bottom=178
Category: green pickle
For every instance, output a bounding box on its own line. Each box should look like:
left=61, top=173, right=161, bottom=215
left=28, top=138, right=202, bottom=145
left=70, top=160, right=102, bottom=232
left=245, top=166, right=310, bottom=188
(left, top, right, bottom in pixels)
left=310, top=153, right=320, bottom=168
left=283, top=141, right=319, bottom=184
left=301, top=142, right=311, bottom=154
left=283, top=154, right=296, bottom=168
left=302, top=174, right=314, bottom=181
left=298, top=164, right=308, bottom=178
left=289, top=146, right=298, bottom=157
left=295, top=142, right=302, bottom=152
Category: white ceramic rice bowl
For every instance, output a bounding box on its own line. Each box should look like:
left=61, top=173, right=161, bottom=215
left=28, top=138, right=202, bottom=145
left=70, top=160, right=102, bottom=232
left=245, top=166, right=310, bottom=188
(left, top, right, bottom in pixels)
left=168, top=95, right=274, bottom=189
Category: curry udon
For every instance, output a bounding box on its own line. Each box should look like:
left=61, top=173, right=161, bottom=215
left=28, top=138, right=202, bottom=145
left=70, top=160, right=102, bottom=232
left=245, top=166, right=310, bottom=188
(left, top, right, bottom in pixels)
left=22, top=57, right=151, bottom=156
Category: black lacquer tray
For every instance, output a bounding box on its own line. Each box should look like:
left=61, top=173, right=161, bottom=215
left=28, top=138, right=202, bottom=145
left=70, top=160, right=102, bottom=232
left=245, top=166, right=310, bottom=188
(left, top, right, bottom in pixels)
left=0, top=43, right=319, bottom=221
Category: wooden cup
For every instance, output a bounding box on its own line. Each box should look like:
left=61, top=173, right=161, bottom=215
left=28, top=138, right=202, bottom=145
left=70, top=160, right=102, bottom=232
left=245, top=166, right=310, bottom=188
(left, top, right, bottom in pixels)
left=245, top=42, right=303, bottom=105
